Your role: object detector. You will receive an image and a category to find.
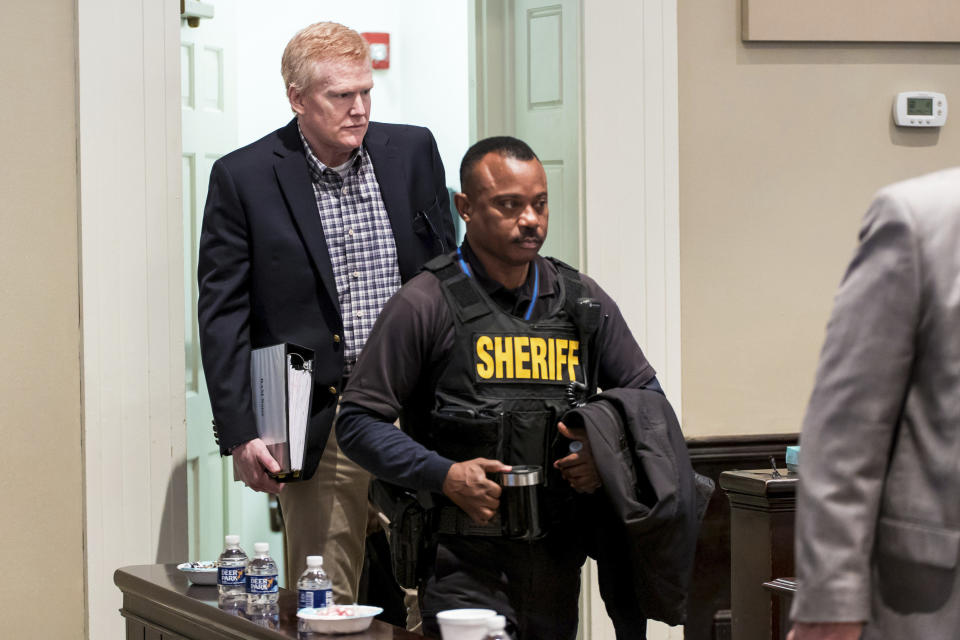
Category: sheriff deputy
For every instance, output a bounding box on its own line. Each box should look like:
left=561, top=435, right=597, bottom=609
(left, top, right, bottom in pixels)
left=337, top=136, right=661, bottom=639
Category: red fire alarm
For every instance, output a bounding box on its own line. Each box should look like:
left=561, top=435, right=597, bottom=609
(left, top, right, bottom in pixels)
left=361, top=32, right=390, bottom=69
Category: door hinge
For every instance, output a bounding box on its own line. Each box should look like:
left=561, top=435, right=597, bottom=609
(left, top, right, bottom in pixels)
left=181, top=0, right=214, bottom=28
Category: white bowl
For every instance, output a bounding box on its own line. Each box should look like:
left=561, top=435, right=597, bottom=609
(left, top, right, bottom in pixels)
left=436, top=608, right=497, bottom=640
left=297, top=605, right=383, bottom=634
left=177, top=561, right=218, bottom=586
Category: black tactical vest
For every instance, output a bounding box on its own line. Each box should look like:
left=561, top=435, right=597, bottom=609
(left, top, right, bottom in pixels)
left=422, top=251, right=591, bottom=489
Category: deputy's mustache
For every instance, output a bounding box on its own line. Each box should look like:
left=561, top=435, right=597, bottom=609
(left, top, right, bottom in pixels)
left=515, top=231, right=543, bottom=243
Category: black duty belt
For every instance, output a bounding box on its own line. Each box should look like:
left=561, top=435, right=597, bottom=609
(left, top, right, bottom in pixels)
left=436, top=506, right=502, bottom=537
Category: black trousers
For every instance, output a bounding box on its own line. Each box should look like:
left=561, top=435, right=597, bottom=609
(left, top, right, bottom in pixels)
left=419, top=532, right=586, bottom=640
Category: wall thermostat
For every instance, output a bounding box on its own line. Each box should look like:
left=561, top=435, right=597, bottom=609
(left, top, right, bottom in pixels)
left=893, top=91, right=947, bottom=127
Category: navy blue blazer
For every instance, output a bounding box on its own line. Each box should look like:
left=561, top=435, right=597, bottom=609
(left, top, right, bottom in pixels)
left=198, top=118, right=454, bottom=479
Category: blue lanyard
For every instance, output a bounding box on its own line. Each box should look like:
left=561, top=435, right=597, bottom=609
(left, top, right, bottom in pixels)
left=456, top=246, right=538, bottom=321
left=456, top=245, right=472, bottom=277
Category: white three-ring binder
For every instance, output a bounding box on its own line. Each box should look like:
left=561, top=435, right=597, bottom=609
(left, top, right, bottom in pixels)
left=248, top=342, right=314, bottom=481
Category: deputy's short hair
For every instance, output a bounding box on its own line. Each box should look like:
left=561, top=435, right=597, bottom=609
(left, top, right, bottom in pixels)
left=281, top=21, right=370, bottom=93
left=459, top=136, right=540, bottom=196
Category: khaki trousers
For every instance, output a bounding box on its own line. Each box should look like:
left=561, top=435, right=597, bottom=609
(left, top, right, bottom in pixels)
left=277, top=425, right=370, bottom=602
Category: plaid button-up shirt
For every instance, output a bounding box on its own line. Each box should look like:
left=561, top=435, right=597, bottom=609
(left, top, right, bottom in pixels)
left=299, top=125, right=401, bottom=372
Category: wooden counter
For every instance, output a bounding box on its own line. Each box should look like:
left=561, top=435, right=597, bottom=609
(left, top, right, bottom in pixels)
left=720, top=469, right=797, bottom=640
left=763, top=578, right=797, bottom=640
left=114, top=564, right=418, bottom=639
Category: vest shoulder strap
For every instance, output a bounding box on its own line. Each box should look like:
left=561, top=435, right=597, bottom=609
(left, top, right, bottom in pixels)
left=423, top=252, right=458, bottom=278
left=425, top=251, right=491, bottom=323
left=546, top=257, right=584, bottom=313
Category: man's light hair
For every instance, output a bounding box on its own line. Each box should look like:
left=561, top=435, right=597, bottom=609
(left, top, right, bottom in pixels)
left=281, top=22, right=371, bottom=93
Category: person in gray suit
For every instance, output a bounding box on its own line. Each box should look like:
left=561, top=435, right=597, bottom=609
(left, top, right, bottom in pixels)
left=789, top=167, right=960, bottom=640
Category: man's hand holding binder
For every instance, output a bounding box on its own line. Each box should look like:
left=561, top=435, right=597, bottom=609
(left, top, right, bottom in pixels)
left=241, top=343, right=315, bottom=489
left=232, top=438, right=284, bottom=494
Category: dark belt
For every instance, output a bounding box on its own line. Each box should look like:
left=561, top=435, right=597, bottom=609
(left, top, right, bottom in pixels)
left=436, top=506, right=503, bottom=537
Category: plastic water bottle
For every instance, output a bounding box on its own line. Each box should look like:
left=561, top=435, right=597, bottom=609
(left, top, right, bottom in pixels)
left=246, top=542, right=279, bottom=608
left=217, top=596, right=243, bottom=617
left=247, top=602, right=279, bottom=629
left=297, top=555, right=333, bottom=610
left=217, top=534, right=248, bottom=598
left=484, top=615, right=510, bottom=639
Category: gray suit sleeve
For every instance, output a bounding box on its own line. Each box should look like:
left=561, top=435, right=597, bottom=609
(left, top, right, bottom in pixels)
left=791, top=190, right=922, bottom=622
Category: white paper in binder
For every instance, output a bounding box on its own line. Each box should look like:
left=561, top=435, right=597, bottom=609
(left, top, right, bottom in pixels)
left=248, top=343, right=314, bottom=481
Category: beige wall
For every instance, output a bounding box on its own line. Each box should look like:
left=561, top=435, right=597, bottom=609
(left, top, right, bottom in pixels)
left=0, top=1, right=85, bottom=637
left=678, top=1, right=960, bottom=437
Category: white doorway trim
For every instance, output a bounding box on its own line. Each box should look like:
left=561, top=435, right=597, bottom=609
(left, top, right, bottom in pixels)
left=74, top=0, right=680, bottom=637
left=582, top=1, right=682, bottom=415
left=78, top=1, right=186, bottom=638
left=581, top=2, right=682, bottom=639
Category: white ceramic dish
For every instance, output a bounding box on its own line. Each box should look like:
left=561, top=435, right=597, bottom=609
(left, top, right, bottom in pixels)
left=297, top=605, right=383, bottom=634
left=177, top=561, right=218, bottom=586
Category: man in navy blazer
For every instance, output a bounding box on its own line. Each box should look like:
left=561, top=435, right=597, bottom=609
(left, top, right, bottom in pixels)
left=197, top=22, right=454, bottom=602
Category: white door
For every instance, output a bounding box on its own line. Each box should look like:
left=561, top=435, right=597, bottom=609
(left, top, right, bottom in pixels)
left=474, top=0, right=581, bottom=266
left=181, top=3, right=285, bottom=582
left=514, top=0, right=581, bottom=268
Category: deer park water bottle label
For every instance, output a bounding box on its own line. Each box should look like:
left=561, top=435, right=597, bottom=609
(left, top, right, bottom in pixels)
left=247, top=574, right=278, bottom=594
left=218, top=566, right=245, bottom=586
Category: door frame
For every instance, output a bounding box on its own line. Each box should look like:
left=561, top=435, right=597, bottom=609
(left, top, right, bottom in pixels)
left=77, top=0, right=680, bottom=637
left=581, top=3, right=684, bottom=636
left=581, top=1, right=682, bottom=411
left=78, top=1, right=186, bottom=638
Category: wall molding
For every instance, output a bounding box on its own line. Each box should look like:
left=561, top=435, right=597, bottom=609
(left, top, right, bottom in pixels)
left=78, top=1, right=186, bottom=637
left=688, top=433, right=799, bottom=463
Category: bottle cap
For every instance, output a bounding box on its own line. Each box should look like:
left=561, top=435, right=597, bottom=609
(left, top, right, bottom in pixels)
left=487, top=615, right=506, bottom=631
left=254, top=542, right=269, bottom=554
left=306, top=555, right=324, bottom=567
left=225, top=534, right=240, bottom=546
